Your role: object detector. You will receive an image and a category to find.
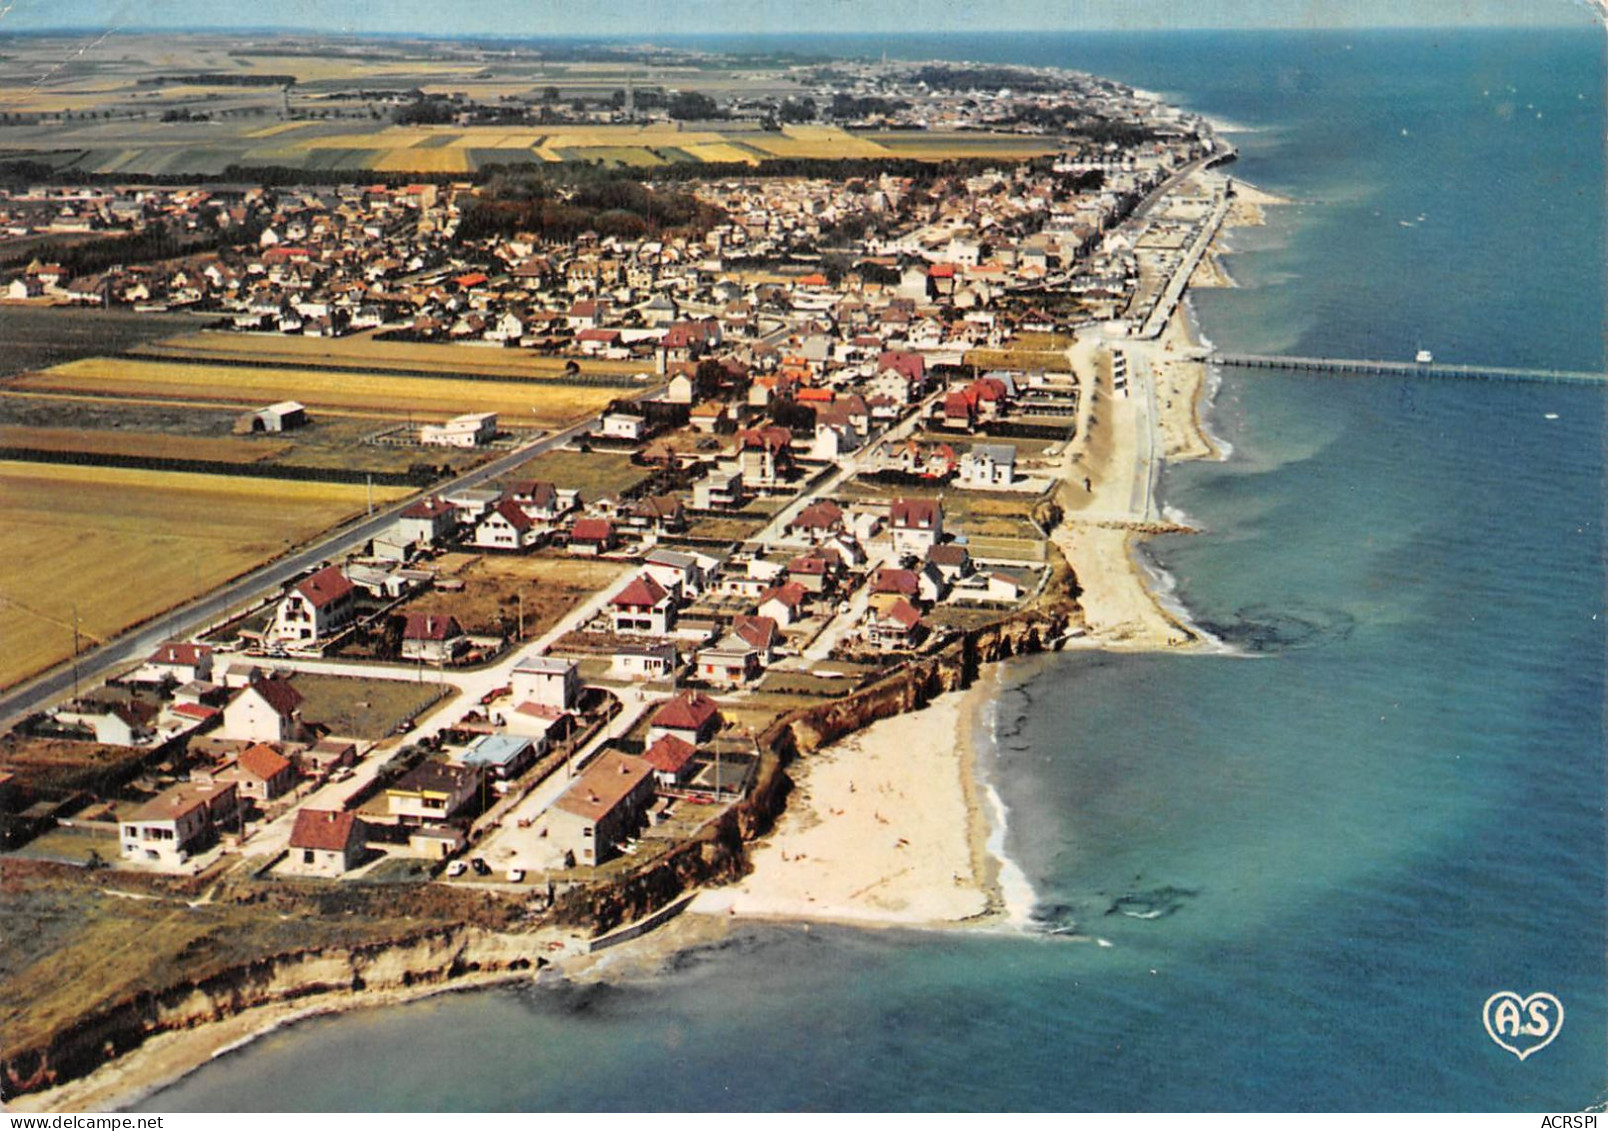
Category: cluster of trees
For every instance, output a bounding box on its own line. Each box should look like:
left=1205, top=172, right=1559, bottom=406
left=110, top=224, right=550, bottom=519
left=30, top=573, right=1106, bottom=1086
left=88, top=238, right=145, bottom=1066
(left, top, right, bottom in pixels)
left=137, top=73, right=297, bottom=87
left=455, top=177, right=723, bottom=244
left=667, top=91, right=723, bottom=120
left=911, top=65, right=1061, bottom=93
left=825, top=93, right=910, bottom=120
left=160, top=109, right=212, bottom=122
left=2, top=211, right=267, bottom=275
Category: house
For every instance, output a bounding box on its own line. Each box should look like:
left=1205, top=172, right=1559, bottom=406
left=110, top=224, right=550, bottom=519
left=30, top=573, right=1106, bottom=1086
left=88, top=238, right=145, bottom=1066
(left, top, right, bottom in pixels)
left=785, top=550, right=838, bottom=596
left=611, top=574, right=676, bottom=636
left=459, top=734, right=537, bottom=781
left=300, top=738, right=358, bottom=779
left=695, top=616, right=776, bottom=688
left=736, top=427, right=794, bottom=487
left=545, top=749, right=657, bottom=866
left=507, top=480, right=574, bottom=523
left=473, top=499, right=542, bottom=551
left=273, top=565, right=356, bottom=644
left=401, top=614, right=468, bottom=664
left=217, top=742, right=296, bottom=803
left=889, top=498, right=944, bottom=559
left=788, top=500, right=845, bottom=542
left=926, top=542, right=973, bottom=584
left=867, top=597, right=925, bottom=650
left=421, top=412, right=497, bottom=448
left=692, top=466, right=744, bottom=510
left=568, top=518, right=617, bottom=556
left=284, top=809, right=367, bottom=877
left=952, top=570, right=1025, bottom=604
left=119, top=782, right=239, bottom=868
left=600, top=411, right=648, bottom=442
left=647, top=691, right=723, bottom=747
left=627, top=495, right=687, bottom=537
left=643, top=734, right=699, bottom=789
left=959, top=443, right=1017, bottom=487
left=643, top=548, right=708, bottom=599
left=610, top=642, right=679, bottom=682
left=393, top=496, right=458, bottom=548
left=386, top=761, right=481, bottom=824
left=147, top=642, right=214, bottom=685
left=510, top=656, right=580, bottom=711
left=758, top=580, right=808, bottom=627
left=220, top=676, right=305, bottom=744
left=56, top=700, right=158, bottom=747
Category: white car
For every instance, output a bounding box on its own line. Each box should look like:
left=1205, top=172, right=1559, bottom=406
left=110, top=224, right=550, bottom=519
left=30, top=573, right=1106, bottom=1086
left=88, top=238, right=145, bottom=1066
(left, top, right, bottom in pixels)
left=506, top=868, right=526, bottom=884
left=446, top=860, right=467, bottom=877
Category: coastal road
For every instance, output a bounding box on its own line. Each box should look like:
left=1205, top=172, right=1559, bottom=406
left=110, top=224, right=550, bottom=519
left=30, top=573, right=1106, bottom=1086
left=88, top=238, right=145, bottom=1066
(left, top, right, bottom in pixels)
left=0, top=411, right=614, bottom=732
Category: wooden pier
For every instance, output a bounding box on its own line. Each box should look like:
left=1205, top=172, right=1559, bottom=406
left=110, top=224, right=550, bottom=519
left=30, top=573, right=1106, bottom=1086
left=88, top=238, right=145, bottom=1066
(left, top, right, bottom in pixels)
left=1210, top=353, right=1606, bottom=386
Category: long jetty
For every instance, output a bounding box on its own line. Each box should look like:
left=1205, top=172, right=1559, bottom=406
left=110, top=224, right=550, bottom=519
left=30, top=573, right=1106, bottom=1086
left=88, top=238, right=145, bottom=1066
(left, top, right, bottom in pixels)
left=1210, top=353, right=1606, bottom=386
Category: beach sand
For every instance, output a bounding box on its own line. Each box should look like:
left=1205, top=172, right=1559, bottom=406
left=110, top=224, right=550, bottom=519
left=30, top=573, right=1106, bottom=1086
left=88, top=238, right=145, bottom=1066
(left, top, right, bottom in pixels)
left=692, top=670, right=1002, bottom=928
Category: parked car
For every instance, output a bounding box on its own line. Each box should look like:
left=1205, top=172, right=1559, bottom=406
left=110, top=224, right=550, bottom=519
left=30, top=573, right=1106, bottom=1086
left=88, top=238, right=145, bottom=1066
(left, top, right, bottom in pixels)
left=446, top=860, right=466, bottom=877
left=470, top=857, right=491, bottom=876
left=507, top=868, right=525, bottom=883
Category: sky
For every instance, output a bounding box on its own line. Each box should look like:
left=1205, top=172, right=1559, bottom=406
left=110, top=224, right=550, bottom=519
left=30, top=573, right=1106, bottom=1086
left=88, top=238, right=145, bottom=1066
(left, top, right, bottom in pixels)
left=0, top=0, right=1596, bottom=36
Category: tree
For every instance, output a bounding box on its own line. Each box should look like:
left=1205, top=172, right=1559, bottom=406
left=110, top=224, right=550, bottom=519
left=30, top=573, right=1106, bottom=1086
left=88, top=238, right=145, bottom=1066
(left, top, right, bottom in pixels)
left=542, top=85, right=560, bottom=104
left=667, top=91, right=720, bottom=120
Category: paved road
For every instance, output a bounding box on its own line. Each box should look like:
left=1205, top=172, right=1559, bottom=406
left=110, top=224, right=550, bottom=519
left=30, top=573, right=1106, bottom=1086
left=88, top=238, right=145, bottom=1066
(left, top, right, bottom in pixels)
left=0, top=412, right=609, bottom=731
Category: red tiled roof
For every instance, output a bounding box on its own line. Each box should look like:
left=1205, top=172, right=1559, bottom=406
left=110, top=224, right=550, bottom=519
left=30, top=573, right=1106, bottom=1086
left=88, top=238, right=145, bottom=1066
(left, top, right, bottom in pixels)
left=294, top=565, right=354, bottom=610
left=890, top=497, right=941, bottom=529
left=238, top=743, right=293, bottom=782
left=151, top=642, right=212, bottom=667
left=872, top=568, right=919, bottom=596
left=644, top=734, right=698, bottom=774
left=246, top=676, right=304, bottom=717
left=789, top=501, right=844, bottom=531
left=732, top=615, right=778, bottom=651
left=612, top=574, right=670, bottom=609
left=487, top=498, right=535, bottom=531
left=883, top=597, right=923, bottom=629
left=401, top=496, right=454, bottom=520
left=289, top=809, right=363, bottom=852
left=570, top=518, right=614, bottom=543
left=403, top=614, right=463, bottom=641
left=759, top=581, right=807, bottom=608
left=652, top=691, right=721, bottom=733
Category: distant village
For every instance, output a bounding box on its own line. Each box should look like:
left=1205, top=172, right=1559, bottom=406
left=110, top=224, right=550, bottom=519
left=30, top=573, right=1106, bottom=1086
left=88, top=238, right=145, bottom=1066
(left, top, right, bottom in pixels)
left=0, top=57, right=1229, bottom=893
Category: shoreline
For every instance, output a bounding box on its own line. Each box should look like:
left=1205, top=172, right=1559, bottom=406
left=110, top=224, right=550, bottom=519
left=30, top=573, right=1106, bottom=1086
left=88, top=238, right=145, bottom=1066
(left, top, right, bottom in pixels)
left=9, top=163, right=1286, bottom=1121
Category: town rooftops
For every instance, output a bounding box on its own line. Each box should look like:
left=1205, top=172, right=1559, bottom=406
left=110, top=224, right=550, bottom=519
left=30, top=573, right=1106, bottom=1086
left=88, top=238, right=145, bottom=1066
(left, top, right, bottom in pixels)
left=553, top=750, right=655, bottom=822
left=289, top=809, right=363, bottom=852
left=789, top=500, right=844, bottom=531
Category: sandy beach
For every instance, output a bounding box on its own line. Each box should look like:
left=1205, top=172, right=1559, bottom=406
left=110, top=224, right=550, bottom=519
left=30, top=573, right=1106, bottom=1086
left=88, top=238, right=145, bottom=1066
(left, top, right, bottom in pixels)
left=692, top=670, right=1002, bottom=928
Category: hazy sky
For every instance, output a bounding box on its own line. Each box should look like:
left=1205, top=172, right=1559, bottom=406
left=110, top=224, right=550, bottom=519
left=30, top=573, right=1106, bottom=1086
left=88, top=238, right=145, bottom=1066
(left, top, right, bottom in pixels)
left=0, top=0, right=1596, bottom=35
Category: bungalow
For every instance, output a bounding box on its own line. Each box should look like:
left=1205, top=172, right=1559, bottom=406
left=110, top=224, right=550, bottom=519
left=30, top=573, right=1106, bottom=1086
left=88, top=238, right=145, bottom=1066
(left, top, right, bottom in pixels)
left=220, top=676, right=305, bottom=744
left=611, top=574, right=676, bottom=636
left=757, top=580, right=808, bottom=627
left=386, top=761, right=481, bottom=824
left=473, top=499, right=542, bottom=551
left=393, top=496, right=458, bottom=548
left=926, top=542, right=973, bottom=584
left=889, top=498, right=944, bottom=559
left=600, top=411, right=648, bottom=442
left=273, top=565, right=356, bottom=645
left=120, top=781, right=239, bottom=868
left=609, top=642, right=679, bottom=682
left=284, top=809, right=367, bottom=877
left=147, top=641, right=214, bottom=685
left=503, top=701, right=571, bottom=745
left=788, top=500, right=845, bottom=542
left=647, top=691, right=723, bottom=747
left=785, top=550, right=838, bottom=596
left=459, top=734, right=537, bottom=782
left=568, top=518, right=617, bottom=556
left=510, top=656, right=580, bottom=711
left=56, top=700, right=157, bottom=747
left=643, top=734, right=699, bottom=790
left=545, top=749, right=657, bottom=866
left=866, top=597, right=925, bottom=651
left=400, top=614, right=468, bottom=664
left=952, top=570, right=1025, bottom=604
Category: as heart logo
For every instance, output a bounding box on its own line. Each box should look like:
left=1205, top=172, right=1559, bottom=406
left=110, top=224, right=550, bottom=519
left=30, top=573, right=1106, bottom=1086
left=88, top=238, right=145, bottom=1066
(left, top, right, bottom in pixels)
left=1483, top=991, right=1564, bottom=1060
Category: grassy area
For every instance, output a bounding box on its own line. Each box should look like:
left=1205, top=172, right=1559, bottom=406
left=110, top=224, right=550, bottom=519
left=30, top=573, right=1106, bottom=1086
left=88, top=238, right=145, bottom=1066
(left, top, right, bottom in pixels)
left=18, top=357, right=623, bottom=427
left=0, top=734, right=148, bottom=794
left=0, top=307, right=209, bottom=378
left=0, top=424, right=289, bottom=465
left=140, top=331, right=644, bottom=381
left=963, top=347, right=1072, bottom=372
left=290, top=673, right=451, bottom=741
left=0, top=461, right=409, bottom=689
left=398, top=554, right=629, bottom=641
left=499, top=448, right=649, bottom=502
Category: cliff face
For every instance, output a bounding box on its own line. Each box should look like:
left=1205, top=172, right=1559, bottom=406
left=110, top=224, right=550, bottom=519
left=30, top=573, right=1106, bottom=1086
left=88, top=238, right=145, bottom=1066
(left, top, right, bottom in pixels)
left=3, top=602, right=1074, bottom=1103
left=1, top=925, right=542, bottom=1101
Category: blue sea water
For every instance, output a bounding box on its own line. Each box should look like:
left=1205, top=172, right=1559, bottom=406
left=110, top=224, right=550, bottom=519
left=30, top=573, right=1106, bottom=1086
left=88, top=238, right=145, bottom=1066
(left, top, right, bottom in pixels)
left=140, top=27, right=1606, bottom=1112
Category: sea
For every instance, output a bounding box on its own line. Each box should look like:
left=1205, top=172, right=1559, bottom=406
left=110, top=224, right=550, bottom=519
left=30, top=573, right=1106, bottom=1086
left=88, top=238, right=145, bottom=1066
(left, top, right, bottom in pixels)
left=138, top=26, right=1607, bottom=1112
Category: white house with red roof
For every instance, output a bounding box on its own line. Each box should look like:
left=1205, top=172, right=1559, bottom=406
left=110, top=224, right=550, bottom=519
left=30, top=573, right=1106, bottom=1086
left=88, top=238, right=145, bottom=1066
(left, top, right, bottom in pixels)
left=284, top=809, right=367, bottom=877
left=473, top=499, right=541, bottom=551
left=273, top=565, right=356, bottom=645
left=393, top=496, right=457, bottom=547
left=889, top=497, right=944, bottom=559
left=643, top=734, right=699, bottom=789
left=611, top=573, right=676, bottom=636
left=568, top=517, right=617, bottom=556
left=119, top=781, right=239, bottom=868
left=758, top=580, right=808, bottom=627
left=646, top=691, right=723, bottom=747
left=401, top=614, right=468, bottom=664
left=220, top=675, right=305, bottom=744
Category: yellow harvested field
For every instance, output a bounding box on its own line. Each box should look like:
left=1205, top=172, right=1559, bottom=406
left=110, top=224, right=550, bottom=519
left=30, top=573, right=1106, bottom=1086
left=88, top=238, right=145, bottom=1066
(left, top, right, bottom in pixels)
left=746, top=127, right=892, bottom=159
left=0, top=426, right=287, bottom=464
left=139, top=331, right=642, bottom=379
left=680, top=142, right=761, bottom=164
left=0, top=462, right=409, bottom=689
left=20, top=358, right=626, bottom=425
left=370, top=147, right=470, bottom=173
left=245, top=121, right=318, bottom=139
left=234, top=57, right=482, bottom=82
